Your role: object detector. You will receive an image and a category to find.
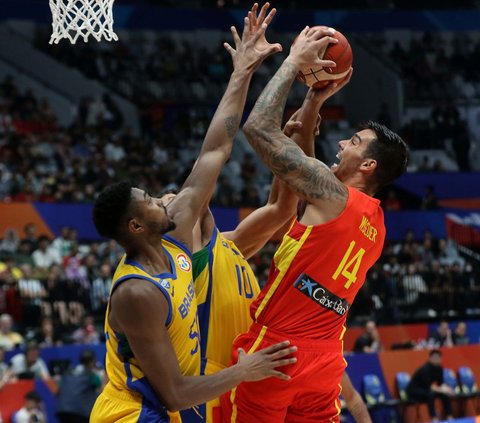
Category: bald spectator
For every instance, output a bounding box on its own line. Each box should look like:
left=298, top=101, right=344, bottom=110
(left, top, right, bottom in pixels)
left=0, top=313, right=23, bottom=351
left=353, top=321, right=383, bottom=354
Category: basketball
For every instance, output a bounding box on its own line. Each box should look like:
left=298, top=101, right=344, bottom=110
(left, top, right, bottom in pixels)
left=296, top=26, right=353, bottom=89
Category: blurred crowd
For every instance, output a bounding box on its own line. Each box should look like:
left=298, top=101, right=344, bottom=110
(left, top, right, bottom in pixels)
left=349, top=230, right=480, bottom=324
left=0, top=73, right=269, bottom=206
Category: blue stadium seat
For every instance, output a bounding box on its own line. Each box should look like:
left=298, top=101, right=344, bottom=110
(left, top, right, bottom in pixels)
left=443, top=368, right=461, bottom=395
left=458, top=366, right=478, bottom=396
left=396, top=372, right=411, bottom=402
left=363, top=374, right=386, bottom=406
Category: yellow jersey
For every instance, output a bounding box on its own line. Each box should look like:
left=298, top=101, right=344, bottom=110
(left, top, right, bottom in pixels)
left=91, top=235, right=200, bottom=422
left=181, top=227, right=260, bottom=423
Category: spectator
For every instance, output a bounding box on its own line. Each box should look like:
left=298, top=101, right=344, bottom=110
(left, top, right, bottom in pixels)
left=32, top=236, right=60, bottom=273
left=56, top=350, right=102, bottom=423
left=382, top=189, right=402, bottom=211
left=407, top=350, right=454, bottom=422
left=12, top=391, right=46, bottom=423
left=18, top=264, right=46, bottom=327
left=452, top=321, right=469, bottom=345
left=90, top=263, right=111, bottom=316
left=10, top=342, right=50, bottom=381
left=0, top=346, right=14, bottom=390
left=353, top=321, right=382, bottom=353
left=12, top=241, right=35, bottom=267
left=22, top=223, right=38, bottom=253
left=428, top=321, right=454, bottom=348
left=0, top=228, right=20, bottom=255
left=0, top=313, right=24, bottom=351
left=402, top=263, right=428, bottom=306
left=51, top=226, right=72, bottom=260
left=72, top=315, right=100, bottom=345
left=420, top=185, right=439, bottom=210
left=34, top=317, right=62, bottom=348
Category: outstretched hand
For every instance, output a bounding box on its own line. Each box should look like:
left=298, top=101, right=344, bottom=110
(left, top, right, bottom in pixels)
left=288, top=26, right=338, bottom=69
left=224, top=2, right=282, bottom=73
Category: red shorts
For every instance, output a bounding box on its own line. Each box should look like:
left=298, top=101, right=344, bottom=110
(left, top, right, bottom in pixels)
left=221, top=323, right=346, bottom=423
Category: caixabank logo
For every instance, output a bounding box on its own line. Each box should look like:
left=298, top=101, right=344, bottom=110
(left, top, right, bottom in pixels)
left=294, top=274, right=351, bottom=316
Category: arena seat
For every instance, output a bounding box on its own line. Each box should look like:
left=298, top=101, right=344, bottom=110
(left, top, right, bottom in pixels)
left=363, top=374, right=386, bottom=407
left=444, top=368, right=462, bottom=395
left=458, top=367, right=478, bottom=396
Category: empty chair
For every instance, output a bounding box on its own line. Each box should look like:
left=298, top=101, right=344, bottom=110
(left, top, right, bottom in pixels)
left=443, top=368, right=461, bottom=395
left=458, top=367, right=478, bottom=396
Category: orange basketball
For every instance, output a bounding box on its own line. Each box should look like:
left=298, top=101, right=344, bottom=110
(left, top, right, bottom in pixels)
left=296, top=26, right=353, bottom=89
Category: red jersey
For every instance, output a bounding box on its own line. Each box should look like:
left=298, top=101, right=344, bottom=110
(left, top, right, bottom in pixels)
left=251, top=186, right=385, bottom=341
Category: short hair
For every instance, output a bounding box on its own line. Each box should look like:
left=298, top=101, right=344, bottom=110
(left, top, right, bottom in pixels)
left=25, top=390, right=41, bottom=402
left=429, top=349, right=442, bottom=357
left=359, top=121, right=409, bottom=191
left=80, top=349, right=96, bottom=366
left=93, top=181, right=133, bottom=240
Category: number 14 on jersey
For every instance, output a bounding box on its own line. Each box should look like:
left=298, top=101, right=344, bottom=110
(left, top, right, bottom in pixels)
left=332, top=240, right=365, bottom=289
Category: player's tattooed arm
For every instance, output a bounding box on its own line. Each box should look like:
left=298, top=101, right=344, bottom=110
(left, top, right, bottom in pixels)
left=244, top=60, right=347, bottom=203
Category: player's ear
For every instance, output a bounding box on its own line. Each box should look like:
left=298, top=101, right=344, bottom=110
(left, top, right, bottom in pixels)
left=360, top=158, right=377, bottom=176
left=128, top=218, right=144, bottom=234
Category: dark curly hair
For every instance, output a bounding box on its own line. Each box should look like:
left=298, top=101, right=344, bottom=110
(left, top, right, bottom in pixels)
left=359, top=121, right=409, bottom=191
left=93, top=181, right=133, bottom=240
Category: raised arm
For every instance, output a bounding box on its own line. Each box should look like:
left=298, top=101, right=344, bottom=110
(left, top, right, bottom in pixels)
left=167, top=4, right=281, bottom=248
left=224, top=82, right=351, bottom=258
left=110, top=281, right=296, bottom=412
left=243, top=27, right=350, bottom=219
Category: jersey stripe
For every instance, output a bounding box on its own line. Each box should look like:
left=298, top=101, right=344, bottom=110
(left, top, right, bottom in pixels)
left=254, top=226, right=312, bottom=320
left=112, top=274, right=173, bottom=326
left=163, top=234, right=193, bottom=258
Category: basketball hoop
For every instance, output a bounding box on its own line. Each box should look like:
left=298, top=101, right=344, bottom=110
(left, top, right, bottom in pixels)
left=49, top=0, right=118, bottom=44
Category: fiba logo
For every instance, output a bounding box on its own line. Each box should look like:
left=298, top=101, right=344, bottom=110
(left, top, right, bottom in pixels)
left=176, top=253, right=191, bottom=272
left=160, top=279, right=170, bottom=289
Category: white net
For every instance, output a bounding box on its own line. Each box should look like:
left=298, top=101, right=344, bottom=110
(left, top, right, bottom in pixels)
left=49, top=0, right=118, bottom=44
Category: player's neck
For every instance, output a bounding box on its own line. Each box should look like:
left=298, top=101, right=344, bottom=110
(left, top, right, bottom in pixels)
left=343, top=175, right=375, bottom=197
left=126, top=239, right=172, bottom=275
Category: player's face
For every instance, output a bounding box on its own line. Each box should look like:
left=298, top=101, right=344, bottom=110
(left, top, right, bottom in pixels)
left=331, top=129, right=376, bottom=182
left=130, top=188, right=176, bottom=236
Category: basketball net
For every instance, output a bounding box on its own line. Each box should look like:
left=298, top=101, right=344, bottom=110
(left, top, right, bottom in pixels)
left=49, top=0, right=118, bottom=44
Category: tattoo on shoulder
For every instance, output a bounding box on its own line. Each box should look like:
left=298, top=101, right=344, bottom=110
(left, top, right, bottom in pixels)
left=224, top=114, right=241, bottom=138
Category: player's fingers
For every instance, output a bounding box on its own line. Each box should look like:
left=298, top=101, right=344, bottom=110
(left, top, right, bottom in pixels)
left=237, top=347, right=246, bottom=358
left=252, top=22, right=268, bottom=43
left=263, top=43, right=283, bottom=57
left=309, top=27, right=336, bottom=40
left=267, top=346, right=298, bottom=360
left=230, top=26, right=241, bottom=49
left=248, top=11, right=253, bottom=32
left=268, top=347, right=298, bottom=360
left=271, top=358, right=297, bottom=367
left=316, top=59, right=337, bottom=69
left=270, top=370, right=292, bottom=381
left=224, top=42, right=236, bottom=57
left=261, top=340, right=291, bottom=354
left=263, top=7, right=276, bottom=26
left=242, top=17, right=250, bottom=40
left=257, top=2, right=270, bottom=25
left=300, top=25, right=310, bottom=37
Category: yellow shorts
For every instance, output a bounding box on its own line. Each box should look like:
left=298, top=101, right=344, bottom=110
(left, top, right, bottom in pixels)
left=90, top=383, right=181, bottom=423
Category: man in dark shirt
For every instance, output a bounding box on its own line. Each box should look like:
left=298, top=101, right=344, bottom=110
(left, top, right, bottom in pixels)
left=407, top=350, right=454, bottom=421
left=428, top=321, right=454, bottom=347
left=353, top=321, right=382, bottom=353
